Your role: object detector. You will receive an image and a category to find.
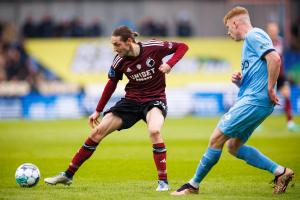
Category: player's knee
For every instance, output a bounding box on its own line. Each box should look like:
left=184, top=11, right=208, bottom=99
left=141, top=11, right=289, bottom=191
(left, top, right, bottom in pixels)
left=209, top=137, right=217, bottom=147
left=149, top=128, right=160, bottom=139
left=208, top=128, right=228, bottom=149
left=227, top=142, right=239, bottom=156
left=90, top=126, right=105, bottom=142
left=209, top=135, right=223, bottom=149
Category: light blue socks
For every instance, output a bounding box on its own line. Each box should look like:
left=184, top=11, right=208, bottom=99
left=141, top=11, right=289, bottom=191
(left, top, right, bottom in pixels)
left=189, top=147, right=222, bottom=187
left=236, top=145, right=280, bottom=174
left=189, top=145, right=283, bottom=188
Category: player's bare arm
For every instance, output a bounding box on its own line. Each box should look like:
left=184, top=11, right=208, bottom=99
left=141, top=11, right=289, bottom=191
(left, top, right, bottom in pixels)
left=265, top=51, right=281, bottom=105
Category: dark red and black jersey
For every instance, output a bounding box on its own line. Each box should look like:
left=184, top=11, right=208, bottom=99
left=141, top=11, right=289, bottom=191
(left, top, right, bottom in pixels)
left=108, top=40, right=185, bottom=103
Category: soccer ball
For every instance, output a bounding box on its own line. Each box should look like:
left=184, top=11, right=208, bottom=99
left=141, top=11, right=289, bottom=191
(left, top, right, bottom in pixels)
left=15, top=163, right=40, bottom=187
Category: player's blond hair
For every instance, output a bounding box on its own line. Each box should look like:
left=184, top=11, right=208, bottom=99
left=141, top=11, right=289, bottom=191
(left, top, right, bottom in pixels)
left=223, top=6, right=249, bottom=25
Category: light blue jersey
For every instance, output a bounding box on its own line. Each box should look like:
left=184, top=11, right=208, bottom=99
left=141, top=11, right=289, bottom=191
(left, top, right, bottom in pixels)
left=238, top=27, right=275, bottom=107
left=217, top=28, right=276, bottom=142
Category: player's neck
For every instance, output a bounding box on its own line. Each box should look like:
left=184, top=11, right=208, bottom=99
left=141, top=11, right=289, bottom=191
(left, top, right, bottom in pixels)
left=243, top=24, right=253, bottom=38
left=128, top=43, right=140, bottom=57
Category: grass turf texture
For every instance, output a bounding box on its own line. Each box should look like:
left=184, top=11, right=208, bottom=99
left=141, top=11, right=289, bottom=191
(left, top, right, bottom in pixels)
left=0, top=115, right=299, bottom=200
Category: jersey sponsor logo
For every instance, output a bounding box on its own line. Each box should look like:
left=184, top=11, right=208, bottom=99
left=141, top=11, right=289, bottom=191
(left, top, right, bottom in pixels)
left=242, top=60, right=249, bottom=70
left=146, top=57, right=155, bottom=67
left=129, top=68, right=155, bottom=82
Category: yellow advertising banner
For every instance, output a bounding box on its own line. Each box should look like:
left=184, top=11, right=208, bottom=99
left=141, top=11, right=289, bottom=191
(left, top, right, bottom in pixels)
left=25, top=37, right=242, bottom=86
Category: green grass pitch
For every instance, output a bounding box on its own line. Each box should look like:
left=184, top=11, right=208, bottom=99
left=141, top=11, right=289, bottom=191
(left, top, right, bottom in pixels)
left=0, top=115, right=299, bottom=199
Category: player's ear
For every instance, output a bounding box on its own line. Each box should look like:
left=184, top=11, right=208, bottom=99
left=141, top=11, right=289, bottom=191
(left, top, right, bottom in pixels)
left=128, top=37, right=135, bottom=44
left=233, top=20, right=239, bottom=29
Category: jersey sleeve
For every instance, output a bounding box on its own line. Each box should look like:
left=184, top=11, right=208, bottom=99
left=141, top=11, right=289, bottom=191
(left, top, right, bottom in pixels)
left=160, top=41, right=189, bottom=68
left=108, top=55, right=123, bottom=81
left=108, top=67, right=123, bottom=80
left=95, top=79, right=118, bottom=112
left=159, top=41, right=182, bottom=56
left=247, top=30, right=275, bottom=59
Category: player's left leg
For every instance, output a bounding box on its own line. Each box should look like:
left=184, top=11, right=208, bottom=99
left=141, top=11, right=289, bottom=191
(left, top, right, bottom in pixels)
left=146, top=107, right=169, bottom=191
left=227, top=138, right=294, bottom=194
left=227, top=138, right=283, bottom=175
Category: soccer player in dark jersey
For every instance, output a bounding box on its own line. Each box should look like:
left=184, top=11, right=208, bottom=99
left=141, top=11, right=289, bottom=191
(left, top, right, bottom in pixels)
left=44, top=25, right=189, bottom=191
left=267, top=22, right=299, bottom=132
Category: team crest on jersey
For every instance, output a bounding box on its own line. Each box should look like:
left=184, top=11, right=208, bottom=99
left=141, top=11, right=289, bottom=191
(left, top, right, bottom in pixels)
left=146, top=57, right=155, bottom=67
left=136, top=64, right=142, bottom=70
left=126, top=67, right=132, bottom=73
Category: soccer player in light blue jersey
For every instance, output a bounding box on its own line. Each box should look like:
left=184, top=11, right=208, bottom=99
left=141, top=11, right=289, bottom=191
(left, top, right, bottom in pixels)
left=172, top=6, right=294, bottom=196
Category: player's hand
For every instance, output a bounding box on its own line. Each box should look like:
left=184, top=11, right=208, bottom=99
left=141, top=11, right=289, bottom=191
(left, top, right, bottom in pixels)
left=268, top=88, right=280, bottom=105
left=88, top=111, right=101, bottom=129
left=231, top=71, right=242, bottom=86
left=159, top=63, right=171, bottom=74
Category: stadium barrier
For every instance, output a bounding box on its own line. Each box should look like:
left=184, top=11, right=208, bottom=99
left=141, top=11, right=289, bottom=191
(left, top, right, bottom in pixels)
left=0, top=81, right=30, bottom=96
left=0, top=84, right=299, bottom=119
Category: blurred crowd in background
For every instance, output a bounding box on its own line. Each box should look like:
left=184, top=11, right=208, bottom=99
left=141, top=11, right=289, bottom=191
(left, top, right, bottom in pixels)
left=17, top=13, right=300, bottom=47
left=20, top=15, right=193, bottom=38
left=0, top=21, right=58, bottom=92
left=0, top=14, right=194, bottom=90
left=0, top=0, right=299, bottom=120
left=0, top=1, right=299, bottom=93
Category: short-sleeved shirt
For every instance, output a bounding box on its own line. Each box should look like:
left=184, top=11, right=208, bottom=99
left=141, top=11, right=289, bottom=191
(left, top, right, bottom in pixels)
left=272, top=36, right=285, bottom=76
left=108, top=40, right=181, bottom=103
left=237, top=27, right=275, bottom=107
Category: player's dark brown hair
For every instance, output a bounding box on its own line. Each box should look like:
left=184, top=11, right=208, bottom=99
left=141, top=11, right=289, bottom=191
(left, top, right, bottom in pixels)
left=112, top=26, right=139, bottom=42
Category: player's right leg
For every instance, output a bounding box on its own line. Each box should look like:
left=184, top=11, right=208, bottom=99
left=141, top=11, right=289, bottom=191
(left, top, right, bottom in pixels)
left=145, top=106, right=169, bottom=191
left=171, top=128, right=229, bottom=196
left=44, top=113, right=122, bottom=185
left=228, top=138, right=294, bottom=194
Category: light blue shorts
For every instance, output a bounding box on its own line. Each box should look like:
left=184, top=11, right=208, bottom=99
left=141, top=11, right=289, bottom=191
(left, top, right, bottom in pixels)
left=217, top=101, right=274, bottom=143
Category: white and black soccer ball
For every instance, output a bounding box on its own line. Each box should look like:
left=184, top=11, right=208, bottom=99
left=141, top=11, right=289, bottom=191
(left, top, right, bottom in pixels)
left=15, top=163, right=40, bottom=187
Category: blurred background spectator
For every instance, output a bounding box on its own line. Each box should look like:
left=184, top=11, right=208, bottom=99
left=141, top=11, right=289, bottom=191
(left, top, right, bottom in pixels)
left=290, top=17, right=300, bottom=51
left=0, top=0, right=299, bottom=120
left=176, top=10, right=193, bottom=37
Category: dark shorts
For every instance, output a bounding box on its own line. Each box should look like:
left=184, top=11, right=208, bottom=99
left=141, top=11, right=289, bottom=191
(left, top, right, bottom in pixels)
left=103, top=98, right=168, bottom=130
left=277, top=74, right=289, bottom=90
